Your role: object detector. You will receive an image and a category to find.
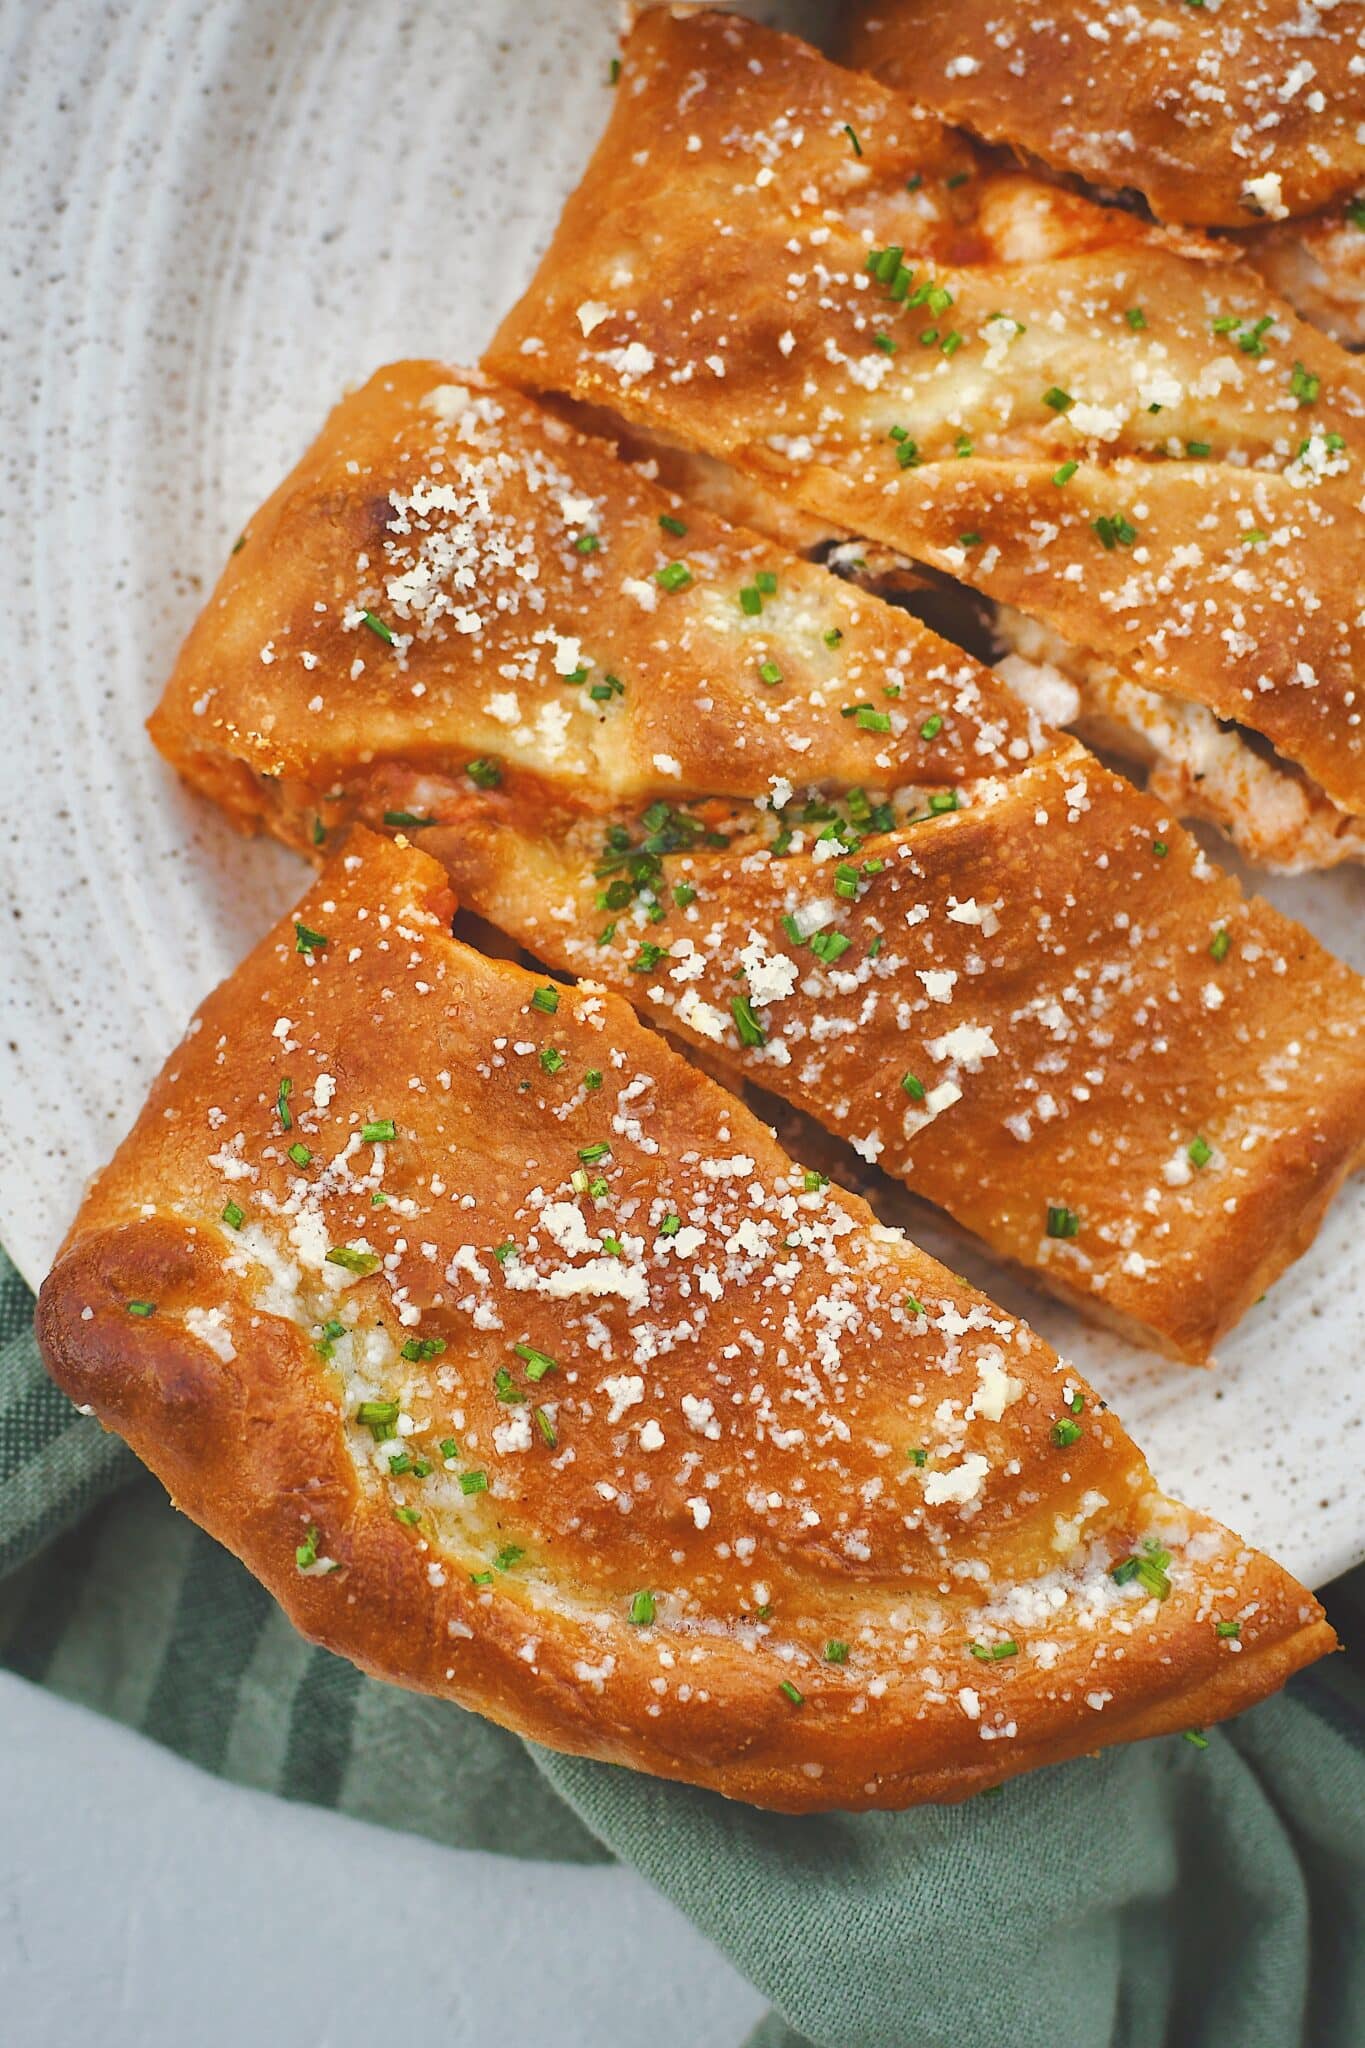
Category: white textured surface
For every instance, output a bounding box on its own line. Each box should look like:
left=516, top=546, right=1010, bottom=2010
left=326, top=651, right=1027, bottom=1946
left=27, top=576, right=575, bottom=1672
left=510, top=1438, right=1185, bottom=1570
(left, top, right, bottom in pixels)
left=0, top=1672, right=764, bottom=2047
left=0, top=0, right=1361, bottom=1619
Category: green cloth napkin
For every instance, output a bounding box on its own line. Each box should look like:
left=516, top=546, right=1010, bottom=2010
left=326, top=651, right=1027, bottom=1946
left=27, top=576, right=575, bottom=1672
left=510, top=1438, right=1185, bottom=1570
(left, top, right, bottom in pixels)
left=3, top=1249, right=1362, bottom=2047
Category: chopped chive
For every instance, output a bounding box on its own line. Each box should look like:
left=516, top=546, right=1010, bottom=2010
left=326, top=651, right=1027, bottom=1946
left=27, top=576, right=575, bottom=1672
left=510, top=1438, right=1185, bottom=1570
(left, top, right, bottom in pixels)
left=904, top=1295, right=925, bottom=1317
left=277, top=1076, right=293, bottom=1131
left=655, top=561, right=692, bottom=592
left=739, top=584, right=762, bottom=616
left=221, top=1200, right=245, bottom=1231
left=1240, top=528, right=1268, bottom=546
left=758, top=660, right=783, bottom=686
left=1051, top=460, right=1078, bottom=486
left=856, top=707, right=892, bottom=732
left=958, top=531, right=982, bottom=550
left=779, top=1679, right=805, bottom=1705
left=824, top=1640, right=849, bottom=1664
left=294, top=922, right=328, bottom=955
left=629, top=940, right=668, bottom=973
left=466, top=756, right=503, bottom=789
left=1125, top=307, right=1147, bottom=330
left=361, top=1119, right=396, bottom=1143
left=388, top=1451, right=412, bottom=1476
left=574, top=532, right=600, bottom=554
left=955, top=432, right=973, bottom=458
left=802, top=1170, right=828, bottom=1192
left=1046, top=1204, right=1081, bottom=1239
left=531, top=985, right=560, bottom=1015
left=969, top=1639, right=1019, bottom=1661
left=325, top=1245, right=380, bottom=1275
left=394, top=1506, right=421, bottom=1527
left=731, top=995, right=766, bottom=1048
left=906, top=1446, right=928, bottom=1467
left=578, top=1141, right=611, bottom=1164
left=310, top=816, right=326, bottom=847
left=1050, top=1417, right=1083, bottom=1448
left=439, top=1437, right=459, bottom=1460
left=1043, top=386, right=1073, bottom=413
left=941, top=330, right=964, bottom=357
left=400, top=1336, right=446, bottom=1363
left=1290, top=360, right=1320, bottom=407
left=873, top=331, right=897, bottom=355
left=673, top=882, right=696, bottom=908
left=843, top=123, right=862, bottom=157
left=1186, top=441, right=1212, bottom=458
left=1093, top=513, right=1138, bottom=550
left=361, top=610, right=395, bottom=644
left=1209, top=927, right=1231, bottom=962
left=494, top=1544, right=524, bottom=1572
left=356, top=1399, right=399, bottom=1439
left=126, top=1299, right=156, bottom=1318
left=1153, top=839, right=1168, bottom=858
left=823, top=626, right=843, bottom=648
left=584, top=1069, right=603, bottom=1091
left=808, top=929, right=851, bottom=965
left=231, top=533, right=247, bottom=554
left=1112, top=1537, right=1173, bottom=1600
left=928, top=789, right=959, bottom=814
left=534, top=1406, right=558, bottom=1448
left=658, top=513, right=687, bottom=537
left=493, top=1240, right=517, bottom=1265
left=460, top=1469, right=489, bottom=1495
left=469, top=1570, right=493, bottom=1586
left=1188, top=1135, right=1213, bottom=1169
left=755, top=572, right=777, bottom=595
left=906, top=172, right=923, bottom=192
left=287, top=1141, right=312, bottom=1168
left=493, top=1367, right=526, bottom=1404
left=608, top=56, right=621, bottom=84
left=901, top=1072, right=926, bottom=1102
left=1216, top=1620, right=1242, bottom=1641
left=383, top=810, right=435, bottom=829
left=630, top=1590, right=657, bottom=1626
left=539, top=1046, right=566, bottom=1076
left=1183, top=1729, right=1209, bottom=1749
left=919, top=712, right=944, bottom=740
left=295, top=1526, right=320, bottom=1570
left=514, top=1343, right=559, bottom=1382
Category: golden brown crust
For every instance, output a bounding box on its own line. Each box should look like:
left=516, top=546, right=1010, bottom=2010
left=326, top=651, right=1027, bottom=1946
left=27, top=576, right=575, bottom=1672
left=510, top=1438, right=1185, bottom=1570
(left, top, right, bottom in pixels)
left=36, top=832, right=1334, bottom=1811
left=485, top=7, right=1365, bottom=830
left=843, top=0, right=1365, bottom=230
left=148, top=358, right=1365, bottom=1358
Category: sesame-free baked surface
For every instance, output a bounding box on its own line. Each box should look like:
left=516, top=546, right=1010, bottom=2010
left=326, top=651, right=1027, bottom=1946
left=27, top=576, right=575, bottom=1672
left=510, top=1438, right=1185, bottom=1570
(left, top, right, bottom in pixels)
left=3, top=0, right=1362, bottom=1610
left=487, top=7, right=1365, bottom=866
left=35, top=831, right=1335, bottom=1810
left=148, top=361, right=1365, bottom=1363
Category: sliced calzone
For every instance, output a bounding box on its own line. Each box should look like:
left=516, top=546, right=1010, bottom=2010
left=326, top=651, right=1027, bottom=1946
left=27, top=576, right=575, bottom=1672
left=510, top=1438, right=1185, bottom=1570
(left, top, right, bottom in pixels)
left=148, top=362, right=1365, bottom=1361
left=36, top=831, right=1336, bottom=1812
left=844, top=0, right=1365, bottom=345
left=487, top=7, right=1365, bottom=872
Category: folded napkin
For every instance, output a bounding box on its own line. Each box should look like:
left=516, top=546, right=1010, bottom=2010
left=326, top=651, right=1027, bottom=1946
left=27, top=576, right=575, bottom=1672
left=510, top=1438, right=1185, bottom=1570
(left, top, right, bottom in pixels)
left=2, top=1249, right=1360, bottom=2048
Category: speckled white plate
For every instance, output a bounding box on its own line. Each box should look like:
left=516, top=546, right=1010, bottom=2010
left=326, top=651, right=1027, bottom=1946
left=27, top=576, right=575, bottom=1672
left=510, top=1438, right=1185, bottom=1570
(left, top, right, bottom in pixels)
left=2, top=0, right=1362, bottom=1589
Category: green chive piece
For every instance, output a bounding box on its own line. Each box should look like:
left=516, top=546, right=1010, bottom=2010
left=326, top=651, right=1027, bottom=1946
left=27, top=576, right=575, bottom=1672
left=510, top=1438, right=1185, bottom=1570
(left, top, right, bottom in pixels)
left=920, top=713, right=944, bottom=740
left=361, top=610, right=395, bottom=644
left=531, top=985, right=560, bottom=1015
left=659, top=513, right=687, bottom=537
left=731, top=995, right=767, bottom=1048
left=1153, top=839, right=1169, bottom=858
left=539, top=1047, right=566, bottom=1076
left=1183, top=1729, right=1209, bottom=1750
left=394, top=1506, right=421, bottom=1527
left=514, top=1343, right=559, bottom=1382
left=578, top=1141, right=611, bottom=1164
left=584, top=1070, right=603, bottom=1091
left=1052, top=460, right=1078, bottom=486
left=739, top=584, right=762, bottom=616
left=221, top=1201, right=245, bottom=1231
left=1186, top=441, right=1212, bottom=458
left=383, top=810, right=435, bottom=829
left=574, top=532, right=600, bottom=554
left=1290, top=360, right=1320, bottom=407
left=126, top=1300, right=156, bottom=1318
left=901, top=1072, right=926, bottom=1102
left=673, top=882, right=697, bottom=908
left=460, top=1470, right=489, bottom=1496
left=466, top=756, right=503, bottom=789
left=1046, top=1204, right=1081, bottom=1240
left=360, top=1119, right=395, bottom=1144
left=1209, top=928, right=1231, bottom=962
left=928, top=789, right=959, bottom=814
left=1188, top=1135, right=1213, bottom=1169
left=493, top=1366, right=526, bottom=1405
left=277, top=1076, right=293, bottom=1131
left=287, top=1141, right=312, bottom=1168
left=469, top=1570, right=493, bottom=1587
left=906, top=1446, right=928, bottom=1467
left=873, top=332, right=897, bottom=355
left=969, top=1640, right=1019, bottom=1661
left=492, top=1240, right=517, bottom=1265
left=494, top=1544, right=524, bottom=1572
left=295, top=1527, right=320, bottom=1570
left=1216, top=1620, right=1242, bottom=1640
left=758, top=659, right=783, bottom=686
left=904, top=1295, right=925, bottom=1318
left=1051, top=1418, right=1083, bottom=1448
left=357, top=1399, right=399, bottom=1440
left=630, top=1590, right=657, bottom=1626
left=1125, top=307, right=1147, bottom=330
left=1043, top=386, right=1073, bottom=413
left=388, top=1451, right=412, bottom=1477
left=400, top=1336, right=446, bottom=1364
left=294, top=922, right=328, bottom=955
left=655, top=561, right=693, bottom=593
left=1112, top=1538, right=1173, bottom=1600
left=534, top=1406, right=558, bottom=1448
left=856, top=707, right=892, bottom=732
left=823, top=626, right=843, bottom=648
left=326, top=1246, right=380, bottom=1275
left=779, top=1680, right=804, bottom=1706
left=824, top=1640, right=849, bottom=1664
left=659, top=1214, right=682, bottom=1237
left=843, top=123, right=862, bottom=156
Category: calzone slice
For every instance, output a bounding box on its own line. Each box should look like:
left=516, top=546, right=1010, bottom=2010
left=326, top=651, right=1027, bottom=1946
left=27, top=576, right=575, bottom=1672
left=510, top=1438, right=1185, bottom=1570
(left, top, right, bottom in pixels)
left=36, top=832, right=1336, bottom=1812
left=487, top=7, right=1365, bottom=873
left=844, top=0, right=1365, bottom=344
left=148, top=363, right=1365, bottom=1362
